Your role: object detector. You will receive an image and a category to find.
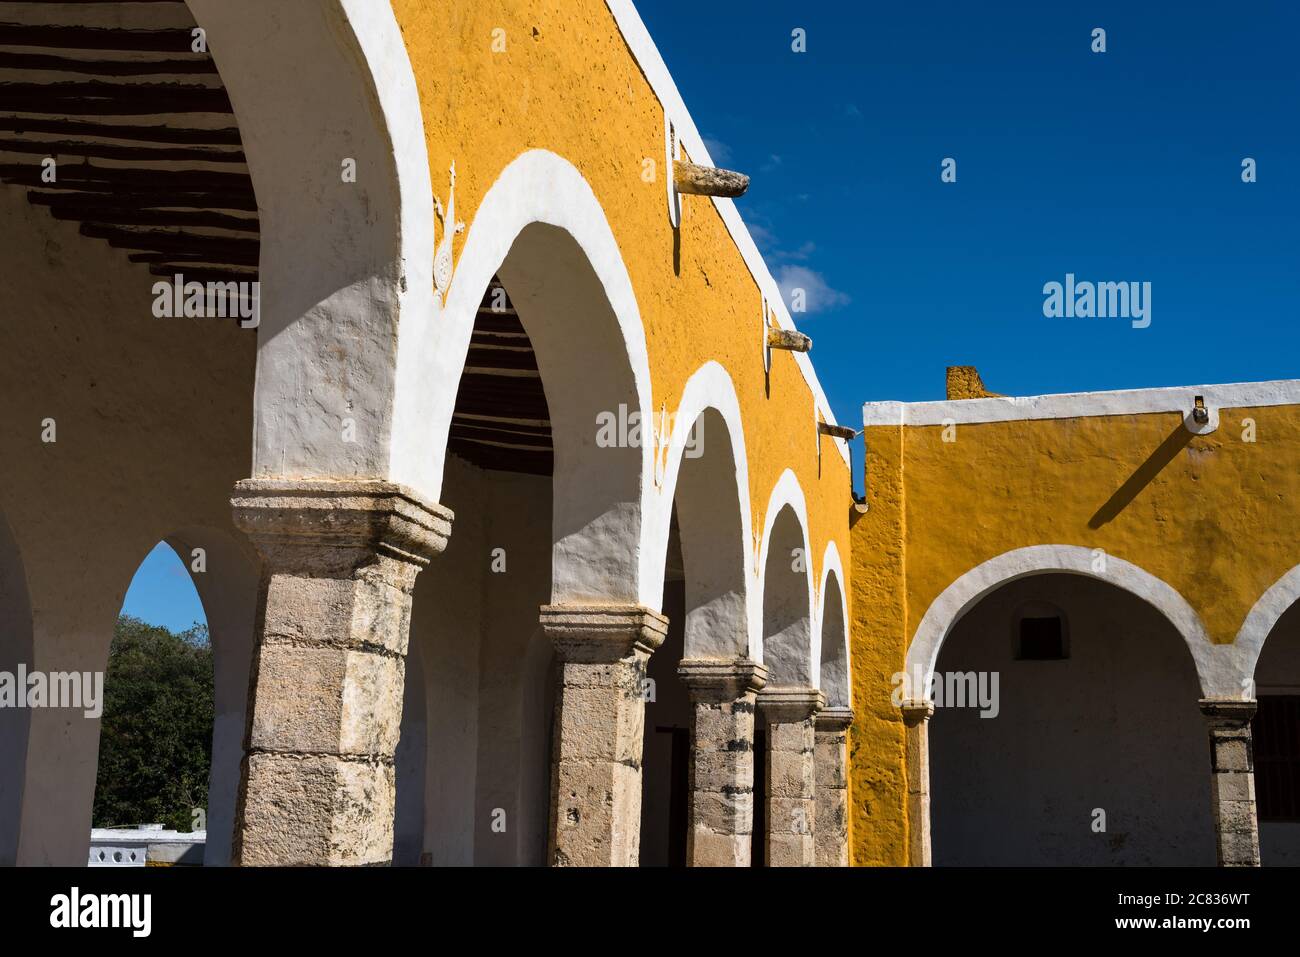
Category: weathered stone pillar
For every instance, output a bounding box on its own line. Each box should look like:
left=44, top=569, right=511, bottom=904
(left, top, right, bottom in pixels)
left=541, top=604, right=668, bottom=867
left=814, top=706, right=853, bottom=867
left=230, top=480, right=452, bottom=866
left=677, top=658, right=767, bottom=867
left=1199, top=698, right=1261, bottom=867
left=901, top=699, right=934, bottom=867
left=758, top=686, right=824, bottom=866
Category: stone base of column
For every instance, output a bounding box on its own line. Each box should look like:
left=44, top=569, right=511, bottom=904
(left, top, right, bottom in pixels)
left=758, top=685, right=824, bottom=867
left=1199, top=698, right=1261, bottom=868
left=901, top=699, right=934, bottom=868
left=678, top=658, right=768, bottom=867
left=815, top=706, right=853, bottom=867
left=230, top=480, right=452, bottom=866
left=541, top=604, right=668, bottom=867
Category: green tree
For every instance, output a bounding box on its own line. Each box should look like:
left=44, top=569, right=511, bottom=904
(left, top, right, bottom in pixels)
left=92, top=615, right=214, bottom=832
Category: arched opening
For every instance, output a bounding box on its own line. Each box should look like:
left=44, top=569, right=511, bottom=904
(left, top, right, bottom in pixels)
left=756, top=498, right=815, bottom=866
left=640, top=401, right=752, bottom=866
left=819, top=569, right=849, bottom=710
left=94, top=544, right=211, bottom=861
left=1252, top=592, right=1300, bottom=865
left=929, top=572, right=1214, bottom=865
left=90, top=531, right=256, bottom=867
left=814, top=559, right=851, bottom=867
left=762, top=504, right=814, bottom=688
left=641, top=511, right=689, bottom=867
left=395, top=211, right=646, bottom=865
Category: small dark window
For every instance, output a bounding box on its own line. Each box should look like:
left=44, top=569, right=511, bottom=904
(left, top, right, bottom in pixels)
left=1018, top=616, right=1066, bottom=660
left=1255, top=695, right=1300, bottom=822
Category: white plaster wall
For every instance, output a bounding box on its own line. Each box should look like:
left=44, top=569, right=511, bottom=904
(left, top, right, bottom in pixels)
left=1254, top=599, right=1300, bottom=866
left=818, top=570, right=849, bottom=709
left=399, top=455, right=485, bottom=866
left=0, top=187, right=257, bottom=864
left=930, top=574, right=1215, bottom=866
left=667, top=406, right=750, bottom=661
left=185, top=0, right=436, bottom=493
left=761, top=505, right=814, bottom=686
left=394, top=455, right=555, bottom=866
left=472, top=466, right=555, bottom=866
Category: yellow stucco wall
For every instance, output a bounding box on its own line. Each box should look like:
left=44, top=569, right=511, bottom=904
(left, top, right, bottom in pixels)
left=390, top=1, right=849, bottom=628
left=850, top=401, right=1300, bottom=865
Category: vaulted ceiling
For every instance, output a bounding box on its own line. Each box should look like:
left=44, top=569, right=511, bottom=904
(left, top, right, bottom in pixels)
left=449, top=280, right=553, bottom=477
left=2, top=1, right=550, bottom=477
left=0, top=0, right=258, bottom=284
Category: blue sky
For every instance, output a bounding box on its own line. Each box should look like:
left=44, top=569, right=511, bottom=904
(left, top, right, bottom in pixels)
left=124, top=1, right=1299, bottom=632
left=121, top=543, right=206, bottom=633
left=638, top=0, right=1300, bottom=417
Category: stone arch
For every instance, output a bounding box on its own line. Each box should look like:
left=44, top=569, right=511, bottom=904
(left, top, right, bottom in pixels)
left=817, top=543, right=850, bottom=709
left=185, top=0, right=436, bottom=489
left=757, top=471, right=815, bottom=685
left=421, top=150, right=655, bottom=605
left=903, top=545, right=1217, bottom=700
left=1239, top=562, right=1300, bottom=687
left=0, top=508, right=34, bottom=865
left=652, top=362, right=754, bottom=659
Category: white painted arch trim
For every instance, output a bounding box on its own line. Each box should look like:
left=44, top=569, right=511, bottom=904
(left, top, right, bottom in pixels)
left=189, top=0, right=436, bottom=486
left=1239, top=562, right=1300, bottom=686
left=398, top=147, right=655, bottom=520
left=817, top=539, right=851, bottom=708
left=903, top=545, right=1246, bottom=700
left=863, top=379, right=1300, bottom=431
left=648, top=361, right=755, bottom=637
left=755, top=469, right=816, bottom=675
left=603, top=0, right=848, bottom=468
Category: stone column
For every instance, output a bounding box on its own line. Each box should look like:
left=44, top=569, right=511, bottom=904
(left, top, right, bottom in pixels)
left=677, top=658, right=768, bottom=867
left=541, top=604, right=668, bottom=867
left=1199, top=698, right=1261, bottom=867
left=814, top=706, right=853, bottom=867
left=901, top=699, right=934, bottom=867
left=229, top=480, right=452, bottom=866
left=758, top=686, right=824, bottom=866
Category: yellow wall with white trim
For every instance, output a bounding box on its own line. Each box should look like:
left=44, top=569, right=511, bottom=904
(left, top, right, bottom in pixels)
left=851, top=402, right=1300, bottom=865
left=391, top=0, right=850, bottom=637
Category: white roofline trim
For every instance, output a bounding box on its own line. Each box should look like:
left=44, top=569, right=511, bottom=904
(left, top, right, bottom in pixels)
left=862, top=379, right=1300, bottom=428
left=604, top=0, right=848, bottom=468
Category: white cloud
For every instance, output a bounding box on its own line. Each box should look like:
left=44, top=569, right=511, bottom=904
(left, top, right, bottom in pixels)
left=776, top=264, right=851, bottom=315
left=701, top=135, right=732, bottom=166
left=747, top=222, right=776, bottom=251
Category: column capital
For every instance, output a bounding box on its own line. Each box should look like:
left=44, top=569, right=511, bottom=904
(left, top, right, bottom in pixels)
left=900, top=699, right=935, bottom=726
left=1199, top=698, right=1257, bottom=730
left=231, top=479, right=453, bottom=567
left=816, top=706, right=854, bottom=732
left=678, top=657, right=768, bottom=700
left=539, top=603, right=669, bottom=662
left=757, top=685, right=825, bottom=723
